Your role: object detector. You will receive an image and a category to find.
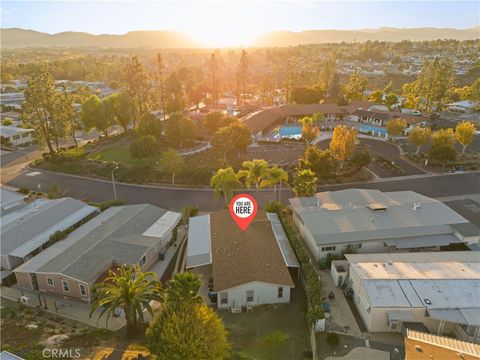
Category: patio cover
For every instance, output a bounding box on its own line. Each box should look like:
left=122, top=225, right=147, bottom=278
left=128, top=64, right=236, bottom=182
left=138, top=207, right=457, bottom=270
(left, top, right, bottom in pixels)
left=384, top=234, right=461, bottom=249
left=186, top=215, right=212, bottom=268
left=428, top=308, right=480, bottom=326
left=267, top=213, right=300, bottom=267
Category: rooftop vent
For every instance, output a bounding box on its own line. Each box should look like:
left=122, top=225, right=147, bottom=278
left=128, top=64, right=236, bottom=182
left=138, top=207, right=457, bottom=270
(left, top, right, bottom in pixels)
left=424, top=299, right=432, bottom=305
left=412, top=202, right=422, bottom=211
left=367, top=203, right=387, bottom=211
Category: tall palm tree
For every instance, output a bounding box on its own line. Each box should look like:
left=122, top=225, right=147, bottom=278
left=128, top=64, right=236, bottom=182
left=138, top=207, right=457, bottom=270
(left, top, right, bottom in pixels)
left=261, top=166, right=289, bottom=201
left=89, top=265, right=163, bottom=337
left=210, top=167, right=243, bottom=206
left=239, top=159, right=270, bottom=190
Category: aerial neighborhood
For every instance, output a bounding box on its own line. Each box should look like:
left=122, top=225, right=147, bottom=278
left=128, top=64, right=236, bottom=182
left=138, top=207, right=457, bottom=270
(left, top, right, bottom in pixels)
left=1, top=2, right=480, bottom=359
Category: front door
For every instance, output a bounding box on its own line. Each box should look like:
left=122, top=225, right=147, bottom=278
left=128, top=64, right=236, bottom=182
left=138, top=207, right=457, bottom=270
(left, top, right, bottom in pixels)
left=30, top=273, right=39, bottom=290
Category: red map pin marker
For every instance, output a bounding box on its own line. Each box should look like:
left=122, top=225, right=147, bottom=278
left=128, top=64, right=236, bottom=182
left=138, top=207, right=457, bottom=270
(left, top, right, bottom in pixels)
left=229, top=194, right=258, bottom=231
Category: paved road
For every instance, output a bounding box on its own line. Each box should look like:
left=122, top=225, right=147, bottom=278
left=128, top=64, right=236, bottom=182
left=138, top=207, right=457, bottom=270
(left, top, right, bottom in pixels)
left=4, top=167, right=479, bottom=211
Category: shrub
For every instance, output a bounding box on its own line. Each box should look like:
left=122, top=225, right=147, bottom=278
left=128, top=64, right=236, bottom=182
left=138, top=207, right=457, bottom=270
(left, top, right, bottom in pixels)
left=264, top=201, right=283, bottom=215
left=2, top=119, right=13, bottom=126
left=261, top=330, right=289, bottom=347
left=47, top=184, right=61, bottom=199
left=17, top=187, right=30, bottom=195
left=326, top=332, right=340, bottom=347
left=130, top=135, right=158, bottom=159
left=48, top=230, right=67, bottom=245
left=181, top=205, right=199, bottom=224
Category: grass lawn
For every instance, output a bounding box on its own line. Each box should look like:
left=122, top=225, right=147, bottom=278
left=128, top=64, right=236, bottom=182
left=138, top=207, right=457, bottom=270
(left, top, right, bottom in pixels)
left=220, top=286, right=309, bottom=360
left=88, top=146, right=163, bottom=166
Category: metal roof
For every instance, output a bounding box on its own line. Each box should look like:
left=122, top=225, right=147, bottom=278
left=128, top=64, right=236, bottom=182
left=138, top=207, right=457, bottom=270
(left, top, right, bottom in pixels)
left=0, top=125, right=34, bottom=137
left=1, top=197, right=97, bottom=257
left=143, top=211, right=181, bottom=239
left=0, top=351, right=24, bottom=360
left=186, top=215, right=212, bottom=268
left=384, top=234, right=461, bottom=249
left=428, top=309, right=480, bottom=326
left=289, top=189, right=470, bottom=246
left=15, top=204, right=179, bottom=283
left=449, top=222, right=480, bottom=237
left=267, top=213, right=299, bottom=268
left=0, top=188, right=25, bottom=212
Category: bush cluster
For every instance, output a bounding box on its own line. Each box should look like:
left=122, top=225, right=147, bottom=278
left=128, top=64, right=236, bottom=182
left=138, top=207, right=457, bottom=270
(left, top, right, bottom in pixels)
left=374, top=156, right=405, bottom=175
left=278, top=209, right=324, bottom=325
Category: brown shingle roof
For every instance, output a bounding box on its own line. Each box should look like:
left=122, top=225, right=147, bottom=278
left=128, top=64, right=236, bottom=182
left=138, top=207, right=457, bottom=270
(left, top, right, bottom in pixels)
left=210, top=210, right=294, bottom=291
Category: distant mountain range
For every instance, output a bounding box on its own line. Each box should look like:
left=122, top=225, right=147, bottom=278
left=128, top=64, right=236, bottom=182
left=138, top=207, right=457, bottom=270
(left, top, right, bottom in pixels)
left=1, top=27, right=479, bottom=49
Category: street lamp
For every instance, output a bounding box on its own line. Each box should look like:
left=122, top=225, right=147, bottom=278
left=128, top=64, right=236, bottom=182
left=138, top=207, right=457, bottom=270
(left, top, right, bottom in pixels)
left=111, top=166, right=119, bottom=200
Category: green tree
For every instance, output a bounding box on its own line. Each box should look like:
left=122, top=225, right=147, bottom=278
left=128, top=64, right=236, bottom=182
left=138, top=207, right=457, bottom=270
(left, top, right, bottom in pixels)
left=164, top=113, right=196, bottom=148
left=130, top=135, right=158, bottom=159
left=209, top=53, right=219, bottom=109
left=300, top=146, right=333, bottom=178
left=203, top=112, right=237, bottom=135
left=156, top=53, right=167, bottom=121
left=56, top=86, right=77, bottom=147
left=292, top=169, right=318, bottom=197
left=22, top=68, right=63, bottom=153
left=350, top=149, right=371, bottom=170
left=238, top=159, right=270, bottom=190
left=299, top=116, right=320, bottom=145
left=291, top=87, right=322, bottom=104
left=429, top=144, right=456, bottom=169
left=212, top=122, right=251, bottom=162
left=383, top=93, right=398, bottom=111
left=113, top=92, right=136, bottom=132
left=431, top=128, right=456, bottom=148
left=90, top=265, right=162, bottom=337
left=146, top=273, right=230, bottom=360
left=329, top=125, right=357, bottom=168
left=369, top=90, right=383, bottom=103
left=124, top=56, right=152, bottom=122
left=80, top=95, right=116, bottom=137
left=261, top=166, right=289, bottom=201
left=344, top=70, right=367, bottom=101
left=455, top=121, right=476, bottom=154
left=408, top=126, right=431, bottom=154
left=210, top=167, right=243, bottom=205
left=160, top=148, right=184, bottom=185
left=138, top=113, right=162, bottom=140
left=386, top=118, right=407, bottom=138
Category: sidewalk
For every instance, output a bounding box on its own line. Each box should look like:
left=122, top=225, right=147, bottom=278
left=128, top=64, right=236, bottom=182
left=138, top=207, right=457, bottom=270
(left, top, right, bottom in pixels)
left=1, top=286, right=125, bottom=330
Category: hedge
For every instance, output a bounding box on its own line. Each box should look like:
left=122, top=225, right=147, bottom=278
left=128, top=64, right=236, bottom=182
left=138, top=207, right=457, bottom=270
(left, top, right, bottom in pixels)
left=278, top=209, right=324, bottom=325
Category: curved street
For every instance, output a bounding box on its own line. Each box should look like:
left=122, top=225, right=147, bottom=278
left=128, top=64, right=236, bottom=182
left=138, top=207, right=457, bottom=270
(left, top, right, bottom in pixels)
left=2, top=165, right=479, bottom=211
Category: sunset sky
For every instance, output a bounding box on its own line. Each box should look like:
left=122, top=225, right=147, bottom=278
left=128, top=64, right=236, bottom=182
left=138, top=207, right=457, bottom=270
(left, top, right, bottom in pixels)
left=1, top=1, right=478, bottom=47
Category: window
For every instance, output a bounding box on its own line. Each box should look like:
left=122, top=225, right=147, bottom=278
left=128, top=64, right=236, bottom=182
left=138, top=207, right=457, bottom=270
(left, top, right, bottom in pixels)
left=278, top=287, right=283, bottom=299
left=46, top=277, right=54, bottom=286
left=220, top=292, right=228, bottom=304
left=21, top=133, right=29, bottom=138
left=321, top=246, right=336, bottom=252
left=358, top=243, right=362, bottom=249
left=246, top=290, right=254, bottom=302
left=62, top=280, right=70, bottom=292
left=13, top=135, right=20, bottom=140
left=139, top=255, right=146, bottom=267
left=79, top=284, right=87, bottom=297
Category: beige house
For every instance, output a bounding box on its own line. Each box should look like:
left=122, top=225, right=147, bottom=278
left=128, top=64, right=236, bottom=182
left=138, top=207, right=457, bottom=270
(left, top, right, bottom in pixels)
left=186, top=210, right=298, bottom=311
left=14, top=204, right=181, bottom=302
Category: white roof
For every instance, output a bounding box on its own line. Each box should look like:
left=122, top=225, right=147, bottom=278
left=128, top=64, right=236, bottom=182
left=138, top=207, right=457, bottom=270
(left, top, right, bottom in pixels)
left=186, top=215, right=212, bottom=268
left=0, top=187, right=26, bottom=211
left=446, top=100, right=476, bottom=108
left=0, top=125, right=34, bottom=137
left=289, top=189, right=469, bottom=246
left=142, top=211, right=181, bottom=239
left=348, top=252, right=480, bottom=312
left=267, top=213, right=299, bottom=267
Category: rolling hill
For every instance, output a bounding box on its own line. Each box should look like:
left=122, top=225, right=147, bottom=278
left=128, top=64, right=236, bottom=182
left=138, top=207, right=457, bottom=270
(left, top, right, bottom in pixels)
left=1, top=27, right=478, bottom=49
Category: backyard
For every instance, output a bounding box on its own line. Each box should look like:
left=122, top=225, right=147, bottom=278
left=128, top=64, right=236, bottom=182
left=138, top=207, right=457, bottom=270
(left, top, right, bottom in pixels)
left=220, top=285, right=310, bottom=360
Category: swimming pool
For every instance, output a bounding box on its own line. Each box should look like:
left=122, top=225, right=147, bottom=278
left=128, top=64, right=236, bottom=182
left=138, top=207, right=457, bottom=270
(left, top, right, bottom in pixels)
left=277, top=125, right=302, bottom=136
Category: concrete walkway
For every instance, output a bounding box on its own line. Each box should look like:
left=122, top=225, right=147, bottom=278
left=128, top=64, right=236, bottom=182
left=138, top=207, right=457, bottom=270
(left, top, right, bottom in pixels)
left=149, top=225, right=186, bottom=280
left=324, top=347, right=390, bottom=360
left=1, top=286, right=125, bottom=330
